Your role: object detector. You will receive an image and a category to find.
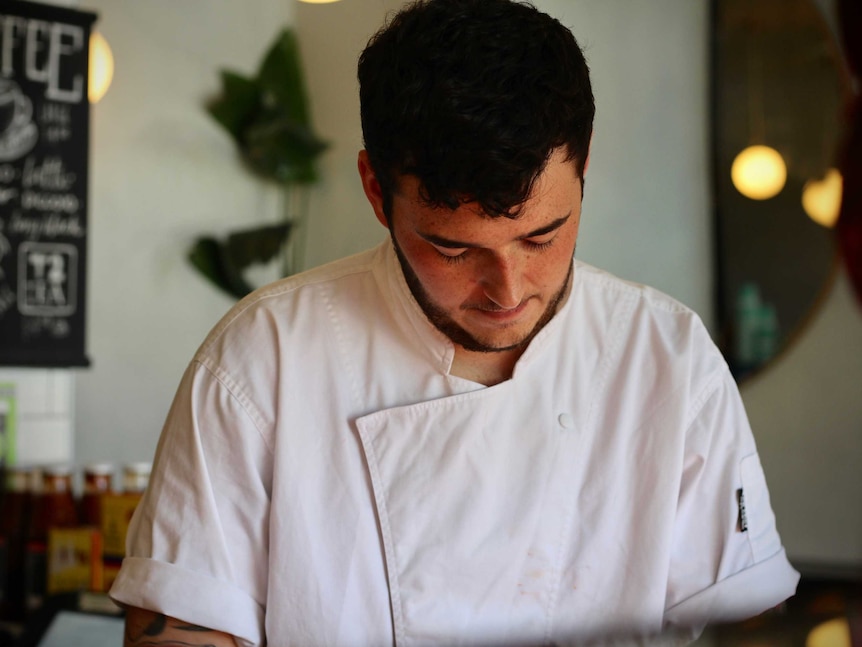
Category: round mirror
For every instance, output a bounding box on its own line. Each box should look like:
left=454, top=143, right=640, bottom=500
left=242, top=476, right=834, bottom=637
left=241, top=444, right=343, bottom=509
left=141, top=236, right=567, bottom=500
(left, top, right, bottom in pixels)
left=713, top=0, right=845, bottom=380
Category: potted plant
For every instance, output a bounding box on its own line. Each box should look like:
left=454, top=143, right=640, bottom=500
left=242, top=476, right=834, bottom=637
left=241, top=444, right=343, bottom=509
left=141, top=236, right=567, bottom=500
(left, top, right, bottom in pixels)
left=189, top=28, right=328, bottom=299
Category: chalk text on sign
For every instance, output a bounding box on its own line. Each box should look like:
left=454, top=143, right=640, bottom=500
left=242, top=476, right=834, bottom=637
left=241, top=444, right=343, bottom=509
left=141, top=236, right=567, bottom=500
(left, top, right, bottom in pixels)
left=0, top=15, right=85, bottom=104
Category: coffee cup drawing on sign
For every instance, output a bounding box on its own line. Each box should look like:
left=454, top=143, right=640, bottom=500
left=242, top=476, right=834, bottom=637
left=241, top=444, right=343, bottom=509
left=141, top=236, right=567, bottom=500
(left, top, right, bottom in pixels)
left=0, top=78, right=38, bottom=162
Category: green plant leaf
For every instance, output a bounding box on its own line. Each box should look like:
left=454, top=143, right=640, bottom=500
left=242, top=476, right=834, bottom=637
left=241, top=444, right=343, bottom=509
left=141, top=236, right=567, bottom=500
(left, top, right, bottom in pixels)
left=215, top=245, right=255, bottom=298
left=188, top=237, right=252, bottom=299
left=193, top=27, right=325, bottom=298
left=188, top=237, right=223, bottom=286
left=204, top=27, right=329, bottom=187
left=207, top=71, right=261, bottom=144
left=188, top=224, right=294, bottom=299
left=225, top=223, right=292, bottom=269
left=257, top=29, right=310, bottom=126
left=244, top=118, right=328, bottom=184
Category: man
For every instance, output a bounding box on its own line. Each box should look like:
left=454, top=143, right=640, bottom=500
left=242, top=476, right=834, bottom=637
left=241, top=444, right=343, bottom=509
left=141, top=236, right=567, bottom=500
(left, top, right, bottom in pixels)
left=112, top=1, right=799, bottom=645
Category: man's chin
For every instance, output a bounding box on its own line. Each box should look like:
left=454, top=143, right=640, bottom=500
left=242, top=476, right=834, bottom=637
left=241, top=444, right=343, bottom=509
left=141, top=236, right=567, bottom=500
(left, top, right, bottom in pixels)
left=435, top=319, right=537, bottom=354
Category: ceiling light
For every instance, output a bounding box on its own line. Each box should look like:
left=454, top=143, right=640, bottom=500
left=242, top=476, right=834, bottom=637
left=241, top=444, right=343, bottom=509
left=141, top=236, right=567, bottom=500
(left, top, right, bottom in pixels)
left=802, top=168, right=843, bottom=228
left=89, top=31, right=113, bottom=103
left=731, top=145, right=787, bottom=200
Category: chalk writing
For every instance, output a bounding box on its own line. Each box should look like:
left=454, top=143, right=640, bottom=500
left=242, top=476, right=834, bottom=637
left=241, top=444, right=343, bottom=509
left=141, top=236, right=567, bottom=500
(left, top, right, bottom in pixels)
left=22, top=155, right=75, bottom=190
left=0, top=2, right=93, bottom=366
left=7, top=211, right=85, bottom=239
left=0, top=164, right=16, bottom=183
left=41, top=104, right=73, bottom=143
left=0, top=15, right=85, bottom=103
left=0, top=230, right=8, bottom=278
left=40, top=102, right=70, bottom=125
left=0, top=282, right=14, bottom=317
left=17, top=241, right=76, bottom=316
left=20, top=190, right=77, bottom=213
left=0, top=186, right=17, bottom=205
left=43, top=125, right=70, bottom=143
left=21, top=314, right=70, bottom=339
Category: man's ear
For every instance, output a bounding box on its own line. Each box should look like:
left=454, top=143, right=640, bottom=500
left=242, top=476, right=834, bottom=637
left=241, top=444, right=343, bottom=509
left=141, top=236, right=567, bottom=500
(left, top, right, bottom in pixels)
left=582, top=135, right=592, bottom=176
left=358, top=150, right=389, bottom=229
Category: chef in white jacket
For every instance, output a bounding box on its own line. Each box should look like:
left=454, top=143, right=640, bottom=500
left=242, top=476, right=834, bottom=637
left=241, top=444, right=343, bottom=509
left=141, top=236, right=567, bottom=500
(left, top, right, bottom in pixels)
left=112, top=1, right=799, bottom=645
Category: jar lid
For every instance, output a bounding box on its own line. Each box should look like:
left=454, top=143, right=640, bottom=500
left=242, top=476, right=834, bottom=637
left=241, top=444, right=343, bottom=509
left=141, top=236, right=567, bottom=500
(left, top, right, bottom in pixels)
left=28, top=467, right=44, bottom=492
left=84, top=462, right=114, bottom=475
left=43, top=464, right=73, bottom=477
left=124, top=462, right=152, bottom=476
left=6, top=465, right=32, bottom=491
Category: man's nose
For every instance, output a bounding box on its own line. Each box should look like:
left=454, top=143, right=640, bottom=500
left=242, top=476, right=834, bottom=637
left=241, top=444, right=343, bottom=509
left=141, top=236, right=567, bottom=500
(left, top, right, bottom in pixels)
left=480, top=252, right=523, bottom=309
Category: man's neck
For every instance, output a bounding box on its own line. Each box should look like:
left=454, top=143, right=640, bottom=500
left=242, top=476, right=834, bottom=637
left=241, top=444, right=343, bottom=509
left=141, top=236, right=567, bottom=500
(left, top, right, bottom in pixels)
left=450, top=347, right=522, bottom=386
left=449, top=268, right=575, bottom=386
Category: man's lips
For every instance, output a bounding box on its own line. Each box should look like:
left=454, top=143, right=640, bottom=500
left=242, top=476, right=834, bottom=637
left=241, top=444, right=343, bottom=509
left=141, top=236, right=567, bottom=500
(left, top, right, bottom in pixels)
left=465, top=299, right=531, bottom=322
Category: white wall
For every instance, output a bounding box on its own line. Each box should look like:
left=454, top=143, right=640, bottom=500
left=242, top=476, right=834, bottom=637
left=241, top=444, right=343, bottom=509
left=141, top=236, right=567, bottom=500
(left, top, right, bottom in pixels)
left=72, top=1, right=295, bottom=465
left=0, top=368, right=73, bottom=465
left=541, top=0, right=713, bottom=324
left=295, top=0, right=401, bottom=269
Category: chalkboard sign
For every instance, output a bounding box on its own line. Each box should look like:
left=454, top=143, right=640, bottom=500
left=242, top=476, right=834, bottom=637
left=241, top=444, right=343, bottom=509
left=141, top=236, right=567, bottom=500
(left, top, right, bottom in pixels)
left=0, top=1, right=95, bottom=367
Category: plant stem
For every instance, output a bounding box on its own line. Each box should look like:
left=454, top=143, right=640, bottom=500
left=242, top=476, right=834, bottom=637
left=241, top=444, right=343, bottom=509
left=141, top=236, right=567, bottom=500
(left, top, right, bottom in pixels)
left=282, top=184, right=308, bottom=277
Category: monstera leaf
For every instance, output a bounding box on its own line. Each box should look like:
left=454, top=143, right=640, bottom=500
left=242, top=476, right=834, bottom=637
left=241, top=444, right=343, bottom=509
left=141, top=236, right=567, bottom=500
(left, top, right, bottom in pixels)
left=206, top=28, right=327, bottom=184
left=190, top=28, right=327, bottom=297
left=188, top=223, right=292, bottom=299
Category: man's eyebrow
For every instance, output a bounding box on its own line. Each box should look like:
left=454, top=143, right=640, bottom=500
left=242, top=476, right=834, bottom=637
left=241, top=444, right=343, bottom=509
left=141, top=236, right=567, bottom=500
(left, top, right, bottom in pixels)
left=523, top=212, right=572, bottom=239
left=418, top=212, right=572, bottom=249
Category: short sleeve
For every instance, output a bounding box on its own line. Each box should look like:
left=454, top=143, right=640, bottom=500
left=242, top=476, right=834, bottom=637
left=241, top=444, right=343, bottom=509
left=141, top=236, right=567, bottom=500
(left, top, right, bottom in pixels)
left=663, top=370, right=799, bottom=631
left=109, top=361, right=274, bottom=647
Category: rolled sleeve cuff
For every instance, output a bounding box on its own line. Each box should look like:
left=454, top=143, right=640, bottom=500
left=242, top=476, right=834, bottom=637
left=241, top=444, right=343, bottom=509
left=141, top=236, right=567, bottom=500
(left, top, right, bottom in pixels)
left=664, top=549, right=800, bottom=630
left=109, top=556, right=264, bottom=647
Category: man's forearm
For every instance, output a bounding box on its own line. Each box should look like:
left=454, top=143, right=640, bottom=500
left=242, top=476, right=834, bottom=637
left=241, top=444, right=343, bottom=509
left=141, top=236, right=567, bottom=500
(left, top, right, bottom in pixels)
left=124, top=607, right=238, bottom=647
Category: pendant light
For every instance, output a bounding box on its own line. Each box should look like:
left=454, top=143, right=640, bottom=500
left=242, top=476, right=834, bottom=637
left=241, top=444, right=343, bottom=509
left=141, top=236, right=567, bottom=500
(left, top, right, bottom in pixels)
left=802, top=168, right=843, bottom=228
left=731, top=20, right=786, bottom=200
left=89, top=31, right=113, bottom=103
left=731, top=145, right=787, bottom=200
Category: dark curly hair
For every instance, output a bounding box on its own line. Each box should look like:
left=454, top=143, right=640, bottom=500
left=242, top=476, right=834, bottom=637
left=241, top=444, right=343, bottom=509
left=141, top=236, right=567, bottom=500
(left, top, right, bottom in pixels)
left=358, top=0, right=594, bottom=219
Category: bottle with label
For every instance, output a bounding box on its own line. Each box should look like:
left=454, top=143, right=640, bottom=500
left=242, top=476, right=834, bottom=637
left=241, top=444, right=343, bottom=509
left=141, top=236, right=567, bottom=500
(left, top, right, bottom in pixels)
left=0, top=466, right=32, bottom=622
left=79, top=463, right=114, bottom=527
left=102, top=462, right=151, bottom=592
left=24, top=465, right=78, bottom=613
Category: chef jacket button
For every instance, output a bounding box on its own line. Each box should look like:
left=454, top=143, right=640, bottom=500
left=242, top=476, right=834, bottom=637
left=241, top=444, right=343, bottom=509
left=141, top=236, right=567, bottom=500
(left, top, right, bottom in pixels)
left=558, top=413, right=574, bottom=429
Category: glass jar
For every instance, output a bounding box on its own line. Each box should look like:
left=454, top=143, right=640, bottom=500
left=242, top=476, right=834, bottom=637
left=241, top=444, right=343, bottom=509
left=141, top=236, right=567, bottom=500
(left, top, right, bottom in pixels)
left=80, top=463, right=114, bottom=527
left=25, top=465, right=78, bottom=612
left=122, top=462, right=151, bottom=495
left=0, top=466, right=32, bottom=621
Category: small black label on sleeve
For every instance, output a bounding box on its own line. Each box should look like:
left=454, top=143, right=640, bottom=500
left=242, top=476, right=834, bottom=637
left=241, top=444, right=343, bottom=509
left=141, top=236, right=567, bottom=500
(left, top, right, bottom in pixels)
left=737, top=488, right=748, bottom=532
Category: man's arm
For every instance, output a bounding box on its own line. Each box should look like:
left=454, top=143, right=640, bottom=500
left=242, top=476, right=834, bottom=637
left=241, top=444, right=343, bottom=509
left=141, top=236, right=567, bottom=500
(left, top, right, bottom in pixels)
left=124, top=606, right=238, bottom=647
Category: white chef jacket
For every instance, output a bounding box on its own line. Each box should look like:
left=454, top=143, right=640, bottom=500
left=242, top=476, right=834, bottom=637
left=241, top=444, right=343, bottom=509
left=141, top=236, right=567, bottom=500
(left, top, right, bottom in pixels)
left=110, top=240, right=799, bottom=647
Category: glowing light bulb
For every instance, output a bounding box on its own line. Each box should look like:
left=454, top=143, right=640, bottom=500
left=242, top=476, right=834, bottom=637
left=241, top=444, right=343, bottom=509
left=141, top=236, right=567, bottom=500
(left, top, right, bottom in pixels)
left=731, top=145, right=787, bottom=200
left=89, top=31, right=114, bottom=103
left=802, top=168, right=843, bottom=228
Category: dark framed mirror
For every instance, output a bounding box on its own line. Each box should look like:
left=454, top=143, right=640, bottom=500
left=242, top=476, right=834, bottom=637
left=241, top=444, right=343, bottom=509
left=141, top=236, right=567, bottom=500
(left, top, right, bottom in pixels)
left=712, top=0, right=846, bottom=381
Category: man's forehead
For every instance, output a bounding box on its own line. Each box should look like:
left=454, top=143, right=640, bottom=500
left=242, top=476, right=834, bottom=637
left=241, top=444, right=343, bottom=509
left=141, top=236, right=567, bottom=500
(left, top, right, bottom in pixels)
left=392, top=154, right=583, bottom=217
left=392, top=173, right=581, bottom=251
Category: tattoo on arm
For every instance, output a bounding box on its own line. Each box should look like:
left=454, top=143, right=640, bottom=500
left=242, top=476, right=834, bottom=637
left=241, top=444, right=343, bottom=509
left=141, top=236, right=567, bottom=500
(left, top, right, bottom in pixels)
left=142, top=614, right=167, bottom=636
left=125, top=610, right=234, bottom=647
